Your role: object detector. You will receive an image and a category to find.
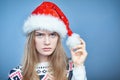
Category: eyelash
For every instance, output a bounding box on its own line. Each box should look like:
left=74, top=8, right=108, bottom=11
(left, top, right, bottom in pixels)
left=36, top=33, right=44, bottom=36
left=50, top=33, right=57, bottom=37
left=35, top=33, right=45, bottom=39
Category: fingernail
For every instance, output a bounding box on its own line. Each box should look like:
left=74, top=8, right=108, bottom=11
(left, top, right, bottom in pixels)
left=73, top=48, right=78, bottom=52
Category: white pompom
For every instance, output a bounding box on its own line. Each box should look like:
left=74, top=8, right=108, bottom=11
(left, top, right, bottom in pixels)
left=66, top=33, right=81, bottom=49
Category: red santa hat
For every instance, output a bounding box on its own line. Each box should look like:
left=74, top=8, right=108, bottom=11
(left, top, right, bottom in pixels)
left=23, top=1, right=81, bottom=48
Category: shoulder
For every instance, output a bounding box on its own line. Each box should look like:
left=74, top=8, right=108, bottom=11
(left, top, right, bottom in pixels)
left=8, top=65, right=23, bottom=80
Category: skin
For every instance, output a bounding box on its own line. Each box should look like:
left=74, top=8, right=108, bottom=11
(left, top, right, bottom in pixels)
left=71, top=38, right=88, bottom=66
left=35, top=30, right=58, bottom=62
left=34, top=30, right=87, bottom=79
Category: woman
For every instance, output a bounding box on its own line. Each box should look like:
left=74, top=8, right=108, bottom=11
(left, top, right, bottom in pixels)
left=8, top=1, right=87, bottom=80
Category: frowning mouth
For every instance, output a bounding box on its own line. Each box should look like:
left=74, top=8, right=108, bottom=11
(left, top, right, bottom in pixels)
left=42, top=48, right=52, bottom=51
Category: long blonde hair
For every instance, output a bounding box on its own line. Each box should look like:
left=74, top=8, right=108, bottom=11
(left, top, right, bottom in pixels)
left=22, top=31, right=68, bottom=80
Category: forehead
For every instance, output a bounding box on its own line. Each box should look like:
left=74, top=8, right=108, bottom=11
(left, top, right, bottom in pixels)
left=35, top=30, right=53, bottom=33
left=35, top=30, right=58, bottom=34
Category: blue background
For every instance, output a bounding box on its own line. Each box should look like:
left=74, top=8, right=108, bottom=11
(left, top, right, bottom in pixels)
left=0, top=0, right=120, bottom=80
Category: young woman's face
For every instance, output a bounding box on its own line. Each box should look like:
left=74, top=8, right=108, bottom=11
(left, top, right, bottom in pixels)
left=35, top=30, right=59, bottom=57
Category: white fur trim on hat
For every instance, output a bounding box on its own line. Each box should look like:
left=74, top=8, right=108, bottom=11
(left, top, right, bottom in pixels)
left=66, top=33, right=81, bottom=49
left=23, top=14, right=67, bottom=38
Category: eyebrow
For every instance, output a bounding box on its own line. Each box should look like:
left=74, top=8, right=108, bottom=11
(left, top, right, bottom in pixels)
left=35, top=31, right=58, bottom=35
left=35, top=31, right=56, bottom=33
left=50, top=32, right=56, bottom=34
left=35, top=31, right=44, bottom=33
left=35, top=32, right=44, bottom=35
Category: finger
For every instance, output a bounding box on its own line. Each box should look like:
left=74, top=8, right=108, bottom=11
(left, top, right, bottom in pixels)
left=80, top=38, right=86, bottom=46
left=74, top=50, right=83, bottom=56
left=71, top=48, right=88, bottom=56
left=71, top=45, right=86, bottom=53
left=71, top=48, right=83, bottom=56
left=71, top=45, right=83, bottom=51
left=73, top=45, right=83, bottom=49
left=75, top=49, right=84, bottom=53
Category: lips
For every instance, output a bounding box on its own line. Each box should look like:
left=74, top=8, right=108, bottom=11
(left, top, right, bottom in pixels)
left=42, top=47, right=51, bottom=51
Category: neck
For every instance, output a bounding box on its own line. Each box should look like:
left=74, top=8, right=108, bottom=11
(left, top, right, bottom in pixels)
left=39, top=54, right=49, bottom=63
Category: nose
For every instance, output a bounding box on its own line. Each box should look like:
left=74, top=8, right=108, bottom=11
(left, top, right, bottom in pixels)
left=44, top=36, right=50, bottom=45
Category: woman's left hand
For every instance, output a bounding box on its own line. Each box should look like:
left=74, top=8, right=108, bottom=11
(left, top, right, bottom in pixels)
left=70, top=38, right=88, bottom=66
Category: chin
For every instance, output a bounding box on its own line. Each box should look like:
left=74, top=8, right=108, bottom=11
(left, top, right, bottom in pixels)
left=43, top=52, right=53, bottom=56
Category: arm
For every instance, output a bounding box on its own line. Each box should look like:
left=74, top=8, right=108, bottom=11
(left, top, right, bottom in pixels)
left=70, top=38, right=88, bottom=80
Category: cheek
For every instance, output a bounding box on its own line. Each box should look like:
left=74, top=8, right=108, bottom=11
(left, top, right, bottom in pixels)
left=51, top=38, right=58, bottom=48
left=35, top=38, right=42, bottom=52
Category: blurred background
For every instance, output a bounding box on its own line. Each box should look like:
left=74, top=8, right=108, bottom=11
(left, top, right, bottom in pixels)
left=0, top=0, right=120, bottom=80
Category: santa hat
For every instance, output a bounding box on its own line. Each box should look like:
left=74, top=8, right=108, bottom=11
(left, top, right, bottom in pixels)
left=23, top=1, right=81, bottom=48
